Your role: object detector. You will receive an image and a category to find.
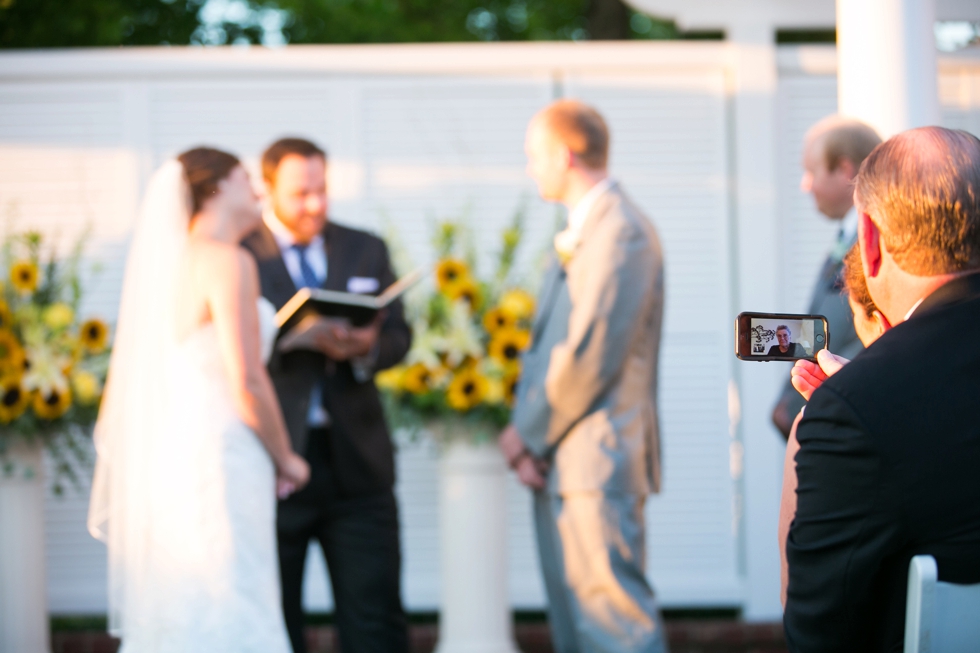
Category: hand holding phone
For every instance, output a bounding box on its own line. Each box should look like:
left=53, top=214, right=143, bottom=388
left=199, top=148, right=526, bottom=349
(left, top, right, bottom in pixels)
left=790, top=350, right=849, bottom=400
left=735, top=312, right=829, bottom=362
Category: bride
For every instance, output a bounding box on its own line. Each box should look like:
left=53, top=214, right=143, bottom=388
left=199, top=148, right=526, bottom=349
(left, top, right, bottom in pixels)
left=88, top=148, right=310, bottom=651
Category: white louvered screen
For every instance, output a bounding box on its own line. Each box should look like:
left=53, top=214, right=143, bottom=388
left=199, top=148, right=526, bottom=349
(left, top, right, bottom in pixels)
left=0, top=83, right=133, bottom=613
left=566, top=70, right=741, bottom=604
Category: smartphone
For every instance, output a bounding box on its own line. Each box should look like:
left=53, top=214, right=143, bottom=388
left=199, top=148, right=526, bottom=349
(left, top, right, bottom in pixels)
left=735, top=312, right=829, bottom=362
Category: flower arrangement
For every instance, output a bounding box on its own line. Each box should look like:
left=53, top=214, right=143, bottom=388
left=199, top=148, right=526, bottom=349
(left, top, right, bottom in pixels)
left=0, top=231, right=110, bottom=492
left=376, top=213, right=536, bottom=442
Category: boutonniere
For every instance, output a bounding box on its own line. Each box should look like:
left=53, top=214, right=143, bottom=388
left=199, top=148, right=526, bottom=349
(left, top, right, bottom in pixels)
left=554, top=228, right=579, bottom=266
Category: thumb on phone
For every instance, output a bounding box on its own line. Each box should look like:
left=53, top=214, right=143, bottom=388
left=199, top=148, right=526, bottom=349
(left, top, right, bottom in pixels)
left=816, top=349, right=849, bottom=377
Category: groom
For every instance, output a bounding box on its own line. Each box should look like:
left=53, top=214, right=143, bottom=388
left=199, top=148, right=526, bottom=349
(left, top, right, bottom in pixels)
left=242, top=137, right=411, bottom=653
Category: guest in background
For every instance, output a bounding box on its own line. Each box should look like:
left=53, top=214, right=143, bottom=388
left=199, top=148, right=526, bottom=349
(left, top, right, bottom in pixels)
left=771, top=117, right=882, bottom=438
left=242, top=138, right=411, bottom=653
left=783, top=127, right=980, bottom=652
left=499, top=100, right=668, bottom=653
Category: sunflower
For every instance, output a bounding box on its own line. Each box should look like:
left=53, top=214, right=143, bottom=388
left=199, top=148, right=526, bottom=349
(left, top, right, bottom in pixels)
left=33, top=385, right=72, bottom=420
left=402, top=363, right=436, bottom=395
left=443, top=278, right=483, bottom=311
left=446, top=368, right=489, bottom=411
left=482, top=307, right=516, bottom=334
left=436, top=258, right=470, bottom=290
left=488, top=329, right=530, bottom=368
left=43, top=303, right=75, bottom=331
left=499, top=289, right=536, bottom=321
left=374, top=366, right=406, bottom=392
left=0, top=377, right=30, bottom=423
left=79, top=318, right=109, bottom=353
left=10, top=260, right=39, bottom=294
left=0, top=330, right=25, bottom=376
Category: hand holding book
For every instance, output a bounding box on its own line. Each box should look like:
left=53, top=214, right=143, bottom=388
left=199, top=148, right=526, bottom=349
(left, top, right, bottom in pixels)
left=278, top=313, right=383, bottom=359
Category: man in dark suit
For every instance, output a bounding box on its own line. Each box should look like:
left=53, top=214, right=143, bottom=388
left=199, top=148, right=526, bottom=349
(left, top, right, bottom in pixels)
left=783, top=127, right=980, bottom=652
left=771, top=117, right=882, bottom=438
left=242, top=138, right=411, bottom=653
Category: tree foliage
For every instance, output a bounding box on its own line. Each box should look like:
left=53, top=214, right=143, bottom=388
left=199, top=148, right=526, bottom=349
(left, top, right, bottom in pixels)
left=0, top=0, right=687, bottom=49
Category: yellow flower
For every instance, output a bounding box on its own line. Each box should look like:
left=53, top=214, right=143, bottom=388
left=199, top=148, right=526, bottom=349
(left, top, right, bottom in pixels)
left=43, top=303, right=75, bottom=331
left=403, top=363, right=435, bottom=395
left=10, top=260, right=39, bottom=294
left=71, top=370, right=101, bottom=405
left=488, top=329, right=530, bottom=368
left=0, top=330, right=25, bottom=376
left=79, top=318, right=109, bottom=353
left=33, top=385, right=71, bottom=420
left=482, top=307, right=516, bottom=334
left=443, top=278, right=482, bottom=311
left=374, top=366, right=406, bottom=392
left=446, top=368, right=489, bottom=411
left=0, top=378, right=30, bottom=423
left=0, top=300, right=13, bottom=331
left=436, top=258, right=470, bottom=290
left=499, top=289, right=536, bottom=321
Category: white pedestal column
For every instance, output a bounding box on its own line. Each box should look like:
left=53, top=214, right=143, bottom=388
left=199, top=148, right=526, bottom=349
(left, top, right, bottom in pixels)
left=435, top=440, right=518, bottom=653
left=0, top=441, right=50, bottom=653
left=837, top=0, right=940, bottom=137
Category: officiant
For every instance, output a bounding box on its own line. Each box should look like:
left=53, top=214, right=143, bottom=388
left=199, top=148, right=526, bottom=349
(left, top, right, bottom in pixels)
left=242, top=137, right=411, bottom=653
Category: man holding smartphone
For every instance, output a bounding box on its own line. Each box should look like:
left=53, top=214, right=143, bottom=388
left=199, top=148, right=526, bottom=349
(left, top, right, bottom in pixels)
left=771, top=116, right=881, bottom=438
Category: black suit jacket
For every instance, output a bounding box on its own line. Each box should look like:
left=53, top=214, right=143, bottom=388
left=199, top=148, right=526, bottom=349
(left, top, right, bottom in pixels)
left=784, top=273, right=980, bottom=652
left=241, top=221, right=411, bottom=496
left=767, top=342, right=807, bottom=358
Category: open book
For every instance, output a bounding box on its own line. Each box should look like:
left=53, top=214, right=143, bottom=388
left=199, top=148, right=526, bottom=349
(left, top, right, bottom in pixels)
left=275, top=266, right=428, bottom=336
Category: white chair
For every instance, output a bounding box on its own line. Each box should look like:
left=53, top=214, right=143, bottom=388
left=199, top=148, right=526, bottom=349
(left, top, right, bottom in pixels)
left=904, top=554, right=980, bottom=652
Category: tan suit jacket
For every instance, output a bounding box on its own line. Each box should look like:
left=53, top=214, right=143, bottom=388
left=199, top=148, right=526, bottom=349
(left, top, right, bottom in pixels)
left=513, top=183, right=665, bottom=495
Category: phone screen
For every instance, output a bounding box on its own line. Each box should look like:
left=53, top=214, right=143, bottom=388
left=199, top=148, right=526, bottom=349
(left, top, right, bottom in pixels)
left=735, top=312, right=828, bottom=361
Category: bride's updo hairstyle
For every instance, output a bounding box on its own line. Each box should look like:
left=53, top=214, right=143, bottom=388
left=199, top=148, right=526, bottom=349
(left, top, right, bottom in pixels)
left=177, top=147, right=241, bottom=215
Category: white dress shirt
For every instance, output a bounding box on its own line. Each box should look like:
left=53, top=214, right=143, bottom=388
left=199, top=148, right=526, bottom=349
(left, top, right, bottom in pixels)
left=263, top=210, right=330, bottom=427
left=263, top=210, right=328, bottom=287
left=554, top=178, right=615, bottom=260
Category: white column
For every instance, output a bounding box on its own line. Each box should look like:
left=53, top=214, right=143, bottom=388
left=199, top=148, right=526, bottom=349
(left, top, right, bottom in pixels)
left=837, top=0, right=940, bottom=137
left=0, top=442, right=50, bottom=653
left=435, top=441, right=518, bottom=653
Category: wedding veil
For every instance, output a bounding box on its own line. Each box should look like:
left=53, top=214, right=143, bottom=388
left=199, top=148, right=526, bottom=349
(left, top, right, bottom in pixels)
left=87, top=159, right=190, bottom=637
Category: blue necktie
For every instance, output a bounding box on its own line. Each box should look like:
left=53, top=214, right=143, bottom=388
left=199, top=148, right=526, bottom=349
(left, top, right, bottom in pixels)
left=291, top=243, right=321, bottom=289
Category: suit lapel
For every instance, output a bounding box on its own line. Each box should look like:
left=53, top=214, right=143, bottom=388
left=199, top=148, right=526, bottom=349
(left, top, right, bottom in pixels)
left=251, top=224, right=299, bottom=310
left=323, top=222, right=349, bottom=292
left=531, top=261, right=566, bottom=345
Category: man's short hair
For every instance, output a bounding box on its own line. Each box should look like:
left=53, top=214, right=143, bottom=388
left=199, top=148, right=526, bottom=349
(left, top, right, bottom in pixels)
left=262, top=137, right=327, bottom=184
left=855, top=127, right=980, bottom=276
left=809, top=116, right=882, bottom=172
left=538, top=99, right=610, bottom=170
left=776, top=325, right=791, bottom=334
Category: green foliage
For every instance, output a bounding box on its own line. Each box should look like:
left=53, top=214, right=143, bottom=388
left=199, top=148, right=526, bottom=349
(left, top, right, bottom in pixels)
left=0, top=0, right=207, bottom=48
left=0, top=0, right=690, bottom=48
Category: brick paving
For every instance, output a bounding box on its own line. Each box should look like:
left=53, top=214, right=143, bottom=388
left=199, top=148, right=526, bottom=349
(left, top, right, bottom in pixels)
left=52, top=620, right=787, bottom=653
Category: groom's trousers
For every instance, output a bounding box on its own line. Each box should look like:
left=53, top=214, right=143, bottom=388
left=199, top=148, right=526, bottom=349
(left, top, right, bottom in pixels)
left=277, top=427, right=409, bottom=653
left=534, top=491, right=669, bottom=653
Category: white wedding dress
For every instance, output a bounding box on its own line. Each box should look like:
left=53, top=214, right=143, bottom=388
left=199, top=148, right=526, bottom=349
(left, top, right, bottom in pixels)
left=88, top=161, right=293, bottom=652
left=116, top=297, right=292, bottom=653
